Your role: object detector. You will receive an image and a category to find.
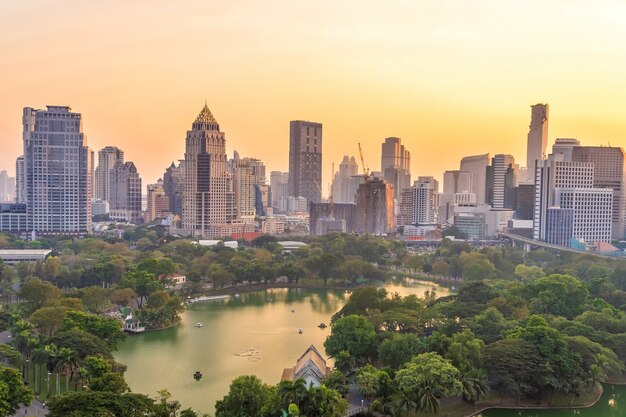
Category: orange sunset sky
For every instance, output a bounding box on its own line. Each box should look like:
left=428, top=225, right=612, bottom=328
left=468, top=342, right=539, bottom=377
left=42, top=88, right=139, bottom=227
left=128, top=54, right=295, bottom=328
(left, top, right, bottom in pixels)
left=2, top=1, right=626, bottom=193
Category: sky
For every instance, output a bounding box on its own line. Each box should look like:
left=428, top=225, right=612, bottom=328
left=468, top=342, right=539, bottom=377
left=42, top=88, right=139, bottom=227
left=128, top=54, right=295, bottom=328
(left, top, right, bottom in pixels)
left=2, top=0, right=626, bottom=193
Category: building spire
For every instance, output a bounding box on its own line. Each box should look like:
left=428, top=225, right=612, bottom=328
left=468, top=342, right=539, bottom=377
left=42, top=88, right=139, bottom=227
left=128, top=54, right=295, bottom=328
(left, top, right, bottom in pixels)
left=195, top=102, right=217, bottom=124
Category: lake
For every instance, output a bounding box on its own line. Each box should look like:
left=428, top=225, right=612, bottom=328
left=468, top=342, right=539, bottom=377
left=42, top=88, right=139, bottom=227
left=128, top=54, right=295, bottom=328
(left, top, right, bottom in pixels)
left=115, top=278, right=448, bottom=414
left=478, top=383, right=626, bottom=417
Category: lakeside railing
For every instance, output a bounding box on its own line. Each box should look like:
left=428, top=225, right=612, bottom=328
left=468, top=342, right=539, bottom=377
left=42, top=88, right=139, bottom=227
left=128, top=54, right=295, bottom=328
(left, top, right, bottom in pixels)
left=346, top=406, right=367, bottom=416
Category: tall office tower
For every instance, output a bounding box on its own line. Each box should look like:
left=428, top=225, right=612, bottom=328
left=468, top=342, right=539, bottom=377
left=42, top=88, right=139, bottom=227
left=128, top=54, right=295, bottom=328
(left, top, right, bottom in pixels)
left=412, top=177, right=438, bottom=224
left=397, top=188, right=414, bottom=227
left=552, top=138, right=580, bottom=160
left=556, top=188, right=613, bottom=244
left=486, top=154, right=518, bottom=210
left=231, top=152, right=256, bottom=222
left=23, top=106, right=92, bottom=235
left=309, top=202, right=357, bottom=235
left=15, top=156, right=26, bottom=203
left=95, top=146, right=124, bottom=202
left=109, top=161, right=142, bottom=223
left=460, top=153, right=490, bottom=204
left=240, top=157, right=266, bottom=185
left=163, top=161, right=184, bottom=216
left=255, top=183, right=270, bottom=216
left=571, top=146, right=626, bottom=240
left=182, top=104, right=235, bottom=237
left=515, top=183, right=535, bottom=220
left=288, top=120, right=322, bottom=204
left=270, top=171, right=289, bottom=209
left=333, top=155, right=359, bottom=203
left=381, top=137, right=411, bottom=199
left=0, top=171, right=16, bottom=202
left=526, top=103, right=549, bottom=172
left=355, top=177, right=395, bottom=235
left=534, top=154, right=612, bottom=245
left=145, top=179, right=170, bottom=223
left=443, top=170, right=472, bottom=194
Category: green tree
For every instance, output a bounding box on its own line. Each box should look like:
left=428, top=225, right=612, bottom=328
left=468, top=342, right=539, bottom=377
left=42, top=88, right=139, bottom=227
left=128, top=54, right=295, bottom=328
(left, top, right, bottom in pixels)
left=30, top=306, right=71, bottom=337
left=80, top=286, right=109, bottom=314
left=444, top=330, right=485, bottom=374
left=278, top=378, right=308, bottom=409
left=378, top=333, right=424, bottom=370
left=468, top=307, right=512, bottom=344
left=324, top=315, right=376, bottom=363
left=46, top=391, right=154, bottom=417
left=61, top=311, right=126, bottom=351
left=0, top=365, right=33, bottom=416
left=19, top=277, right=61, bottom=312
left=215, top=375, right=273, bottom=417
left=395, top=352, right=462, bottom=413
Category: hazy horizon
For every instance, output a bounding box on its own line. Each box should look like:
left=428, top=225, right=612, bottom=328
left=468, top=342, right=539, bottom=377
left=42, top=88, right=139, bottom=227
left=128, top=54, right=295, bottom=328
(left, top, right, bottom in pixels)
left=2, top=1, right=626, bottom=191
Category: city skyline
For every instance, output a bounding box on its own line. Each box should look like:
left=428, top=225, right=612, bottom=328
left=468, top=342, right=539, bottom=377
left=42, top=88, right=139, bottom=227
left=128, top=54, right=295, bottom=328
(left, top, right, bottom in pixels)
left=2, top=1, right=626, bottom=189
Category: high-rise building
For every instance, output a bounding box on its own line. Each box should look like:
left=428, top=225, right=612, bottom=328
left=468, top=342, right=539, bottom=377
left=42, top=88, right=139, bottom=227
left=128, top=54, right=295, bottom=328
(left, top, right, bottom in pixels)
left=333, top=156, right=359, bottom=203
left=460, top=153, right=490, bottom=204
left=95, top=146, right=124, bottom=202
left=526, top=104, right=549, bottom=171
left=288, top=120, right=322, bottom=204
left=109, top=161, right=142, bottom=223
left=443, top=170, right=472, bottom=195
left=571, top=146, right=626, bottom=240
left=163, top=161, right=184, bottom=216
left=231, top=152, right=257, bottom=222
left=270, top=171, right=289, bottom=209
left=556, top=188, right=612, bottom=244
left=23, top=106, right=92, bottom=235
left=15, top=156, right=26, bottom=204
left=355, top=177, right=395, bottom=235
left=552, top=138, right=580, bottom=160
left=397, top=188, right=414, bottom=227
left=486, top=154, right=518, bottom=210
left=381, top=137, right=411, bottom=199
left=145, top=179, right=170, bottom=223
left=309, top=202, right=357, bottom=235
left=534, top=153, right=612, bottom=245
left=545, top=208, right=574, bottom=247
left=412, top=177, right=438, bottom=224
left=182, top=104, right=236, bottom=237
left=0, top=171, right=16, bottom=202
left=515, top=183, right=535, bottom=220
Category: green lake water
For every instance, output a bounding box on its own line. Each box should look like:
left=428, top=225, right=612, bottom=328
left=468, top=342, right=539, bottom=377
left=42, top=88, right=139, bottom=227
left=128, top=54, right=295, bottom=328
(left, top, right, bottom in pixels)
left=115, top=279, right=448, bottom=414
left=478, top=384, right=626, bottom=417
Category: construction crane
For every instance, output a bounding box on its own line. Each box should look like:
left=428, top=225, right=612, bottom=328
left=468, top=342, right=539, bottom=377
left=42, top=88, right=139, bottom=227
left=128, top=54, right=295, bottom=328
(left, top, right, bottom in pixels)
left=358, top=142, right=370, bottom=182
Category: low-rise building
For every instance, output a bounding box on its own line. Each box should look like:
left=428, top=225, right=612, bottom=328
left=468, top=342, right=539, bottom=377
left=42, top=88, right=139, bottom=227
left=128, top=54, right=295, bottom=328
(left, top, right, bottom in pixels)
left=281, top=345, right=331, bottom=388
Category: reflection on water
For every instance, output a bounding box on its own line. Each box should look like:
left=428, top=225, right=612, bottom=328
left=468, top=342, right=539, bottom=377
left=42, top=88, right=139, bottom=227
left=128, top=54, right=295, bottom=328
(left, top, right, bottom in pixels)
left=114, top=281, right=447, bottom=414
left=479, top=384, right=626, bottom=416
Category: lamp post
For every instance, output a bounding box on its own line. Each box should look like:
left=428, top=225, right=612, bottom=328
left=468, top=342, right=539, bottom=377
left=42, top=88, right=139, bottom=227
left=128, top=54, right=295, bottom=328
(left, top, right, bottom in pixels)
left=46, top=372, right=51, bottom=399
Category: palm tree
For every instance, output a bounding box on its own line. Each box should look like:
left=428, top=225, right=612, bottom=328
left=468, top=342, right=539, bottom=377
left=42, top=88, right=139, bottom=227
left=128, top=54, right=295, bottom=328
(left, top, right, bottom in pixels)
left=55, top=347, right=80, bottom=393
left=278, top=378, right=308, bottom=408
left=460, top=374, right=489, bottom=405
left=390, top=392, right=416, bottom=417
left=418, top=384, right=440, bottom=415
left=44, top=344, right=60, bottom=396
left=31, top=347, right=49, bottom=396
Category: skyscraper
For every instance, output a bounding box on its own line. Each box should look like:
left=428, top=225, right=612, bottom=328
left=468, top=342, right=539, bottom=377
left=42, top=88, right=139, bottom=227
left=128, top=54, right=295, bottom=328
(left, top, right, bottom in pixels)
left=571, top=146, right=626, bottom=240
left=381, top=137, right=411, bottom=199
left=163, top=161, right=184, bottom=216
left=145, top=179, right=170, bottom=223
left=270, top=171, right=289, bottom=209
left=231, top=152, right=256, bottom=222
left=109, top=161, right=142, bottom=223
left=486, top=154, right=518, bottom=210
left=95, top=146, right=124, bottom=202
left=0, top=171, right=15, bottom=202
left=182, top=104, right=235, bottom=237
left=355, top=177, right=395, bottom=235
left=460, top=153, right=490, bottom=204
left=526, top=103, right=549, bottom=171
left=333, top=155, right=359, bottom=203
left=412, top=177, right=438, bottom=225
left=15, top=156, right=25, bottom=203
left=23, top=106, right=92, bottom=235
left=288, top=120, right=322, bottom=204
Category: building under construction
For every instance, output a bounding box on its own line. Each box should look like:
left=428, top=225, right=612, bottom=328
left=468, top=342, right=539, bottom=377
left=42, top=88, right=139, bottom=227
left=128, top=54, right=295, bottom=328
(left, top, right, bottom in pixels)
left=355, top=177, right=395, bottom=235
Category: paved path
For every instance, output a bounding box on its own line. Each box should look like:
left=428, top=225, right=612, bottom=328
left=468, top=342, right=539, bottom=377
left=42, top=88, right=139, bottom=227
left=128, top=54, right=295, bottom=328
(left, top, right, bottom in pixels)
left=0, top=330, right=12, bottom=344
left=11, top=400, right=47, bottom=417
